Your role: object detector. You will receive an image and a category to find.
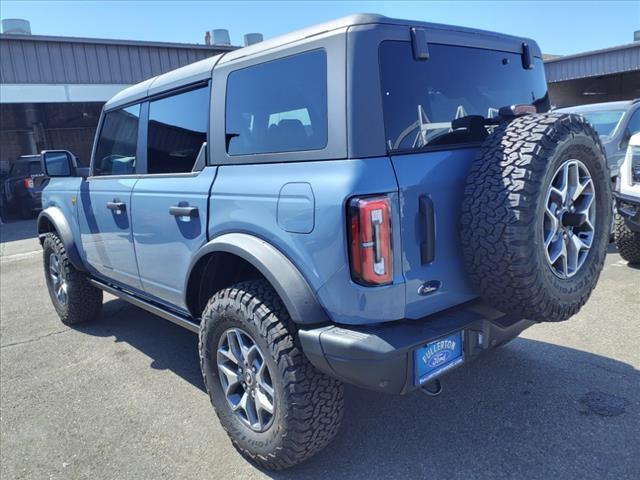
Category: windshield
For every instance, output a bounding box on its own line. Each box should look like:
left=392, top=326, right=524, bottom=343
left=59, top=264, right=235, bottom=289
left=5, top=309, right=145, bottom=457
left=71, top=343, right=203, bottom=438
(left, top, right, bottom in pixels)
left=379, top=41, right=549, bottom=152
left=579, top=110, right=625, bottom=138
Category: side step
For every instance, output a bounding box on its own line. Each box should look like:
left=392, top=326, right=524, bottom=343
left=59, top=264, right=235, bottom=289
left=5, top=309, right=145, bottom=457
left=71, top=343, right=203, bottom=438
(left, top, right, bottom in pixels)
left=89, top=279, right=200, bottom=333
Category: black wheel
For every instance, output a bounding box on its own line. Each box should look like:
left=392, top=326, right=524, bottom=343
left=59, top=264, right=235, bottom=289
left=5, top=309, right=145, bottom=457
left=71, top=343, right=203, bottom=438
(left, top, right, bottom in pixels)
left=614, top=213, right=640, bottom=264
left=461, top=113, right=612, bottom=322
left=199, top=280, right=344, bottom=470
left=43, top=233, right=102, bottom=325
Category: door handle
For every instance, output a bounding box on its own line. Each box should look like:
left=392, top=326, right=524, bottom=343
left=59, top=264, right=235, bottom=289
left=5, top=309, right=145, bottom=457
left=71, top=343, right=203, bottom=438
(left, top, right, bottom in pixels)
left=106, top=200, right=126, bottom=213
left=169, top=205, right=198, bottom=218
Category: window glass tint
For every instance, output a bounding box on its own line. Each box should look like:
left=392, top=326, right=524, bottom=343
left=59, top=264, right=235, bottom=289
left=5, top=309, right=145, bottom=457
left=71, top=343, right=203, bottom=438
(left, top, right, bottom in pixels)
left=226, top=50, right=327, bottom=155
left=93, top=105, right=140, bottom=176
left=147, top=86, right=209, bottom=174
left=627, top=109, right=640, bottom=136
left=379, top=42, right=549, bottom=152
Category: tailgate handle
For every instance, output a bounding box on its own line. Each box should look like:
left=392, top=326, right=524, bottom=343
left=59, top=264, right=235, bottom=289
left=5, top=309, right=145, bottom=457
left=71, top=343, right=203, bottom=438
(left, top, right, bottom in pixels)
left=419, top=195, right=435, bottom=264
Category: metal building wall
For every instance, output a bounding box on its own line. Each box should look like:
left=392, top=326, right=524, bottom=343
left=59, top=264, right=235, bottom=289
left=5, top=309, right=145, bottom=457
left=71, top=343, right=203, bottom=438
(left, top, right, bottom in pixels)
left=0, top=34, right=232, bottom=85
left=544, top=43, right=640, bottom=83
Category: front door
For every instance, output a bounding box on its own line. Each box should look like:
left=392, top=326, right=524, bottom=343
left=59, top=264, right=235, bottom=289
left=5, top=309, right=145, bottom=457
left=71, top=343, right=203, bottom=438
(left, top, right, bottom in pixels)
left=78, top=104, right=142, bottom=289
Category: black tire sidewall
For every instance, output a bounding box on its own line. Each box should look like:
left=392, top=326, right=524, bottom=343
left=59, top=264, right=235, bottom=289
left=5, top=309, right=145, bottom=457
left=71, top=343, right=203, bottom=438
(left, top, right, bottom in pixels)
left=43, top=236, right=70, bottom=319
left=533, top=132, right=612, bottom=303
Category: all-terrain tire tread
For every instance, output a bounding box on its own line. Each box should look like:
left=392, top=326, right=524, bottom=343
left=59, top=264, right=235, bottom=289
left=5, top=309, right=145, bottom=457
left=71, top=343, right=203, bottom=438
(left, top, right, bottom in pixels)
left=614, top=213, right=640, bottom=264
left=198, top=279, right=344, bottom=470
left=460, top=113, right=610, bottom=322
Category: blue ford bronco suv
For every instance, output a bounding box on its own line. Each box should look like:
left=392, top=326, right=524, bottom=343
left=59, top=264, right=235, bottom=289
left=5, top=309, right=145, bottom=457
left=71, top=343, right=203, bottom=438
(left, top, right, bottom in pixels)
left=38, top=15, right=612, bottom=469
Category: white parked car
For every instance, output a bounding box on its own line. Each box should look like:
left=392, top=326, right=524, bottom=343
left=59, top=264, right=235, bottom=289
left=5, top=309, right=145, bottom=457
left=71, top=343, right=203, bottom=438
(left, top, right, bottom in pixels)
left=614, top=132, right=640, bottom=263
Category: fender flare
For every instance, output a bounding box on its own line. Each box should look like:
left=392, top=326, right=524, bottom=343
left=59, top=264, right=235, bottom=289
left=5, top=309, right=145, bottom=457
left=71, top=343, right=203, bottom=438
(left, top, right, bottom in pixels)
left=187, top=233, right=330, bottom=325
left=37, top=207, right=86, bottom=272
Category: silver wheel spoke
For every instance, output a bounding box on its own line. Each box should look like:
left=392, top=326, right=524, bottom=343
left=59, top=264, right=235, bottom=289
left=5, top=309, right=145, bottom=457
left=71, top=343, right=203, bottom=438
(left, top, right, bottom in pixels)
left=255, top=388, right=274, bottom=415
left=257, top=362, right=274, bottom=398
left=217, top=346, right=239, bottom=365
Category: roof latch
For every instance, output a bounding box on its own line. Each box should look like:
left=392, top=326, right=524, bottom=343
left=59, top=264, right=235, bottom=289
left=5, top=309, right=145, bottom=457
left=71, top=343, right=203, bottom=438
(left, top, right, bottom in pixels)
left=521, top=42, right=534, bottom=70
left=411, top=27, right=430, bottom=61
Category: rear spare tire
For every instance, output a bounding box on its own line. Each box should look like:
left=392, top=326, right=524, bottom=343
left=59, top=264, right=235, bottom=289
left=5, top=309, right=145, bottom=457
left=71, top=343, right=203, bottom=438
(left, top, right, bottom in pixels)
left=461, top=113, right=611, bottom=322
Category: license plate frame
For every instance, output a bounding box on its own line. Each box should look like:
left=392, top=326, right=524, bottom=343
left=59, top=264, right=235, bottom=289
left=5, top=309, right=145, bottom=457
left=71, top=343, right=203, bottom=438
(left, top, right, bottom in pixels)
left=414, top=330, right=464, bottom=385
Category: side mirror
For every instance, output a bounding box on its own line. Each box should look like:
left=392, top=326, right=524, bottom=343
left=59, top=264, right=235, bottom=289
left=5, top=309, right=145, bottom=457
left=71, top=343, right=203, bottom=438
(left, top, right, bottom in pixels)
left=40, top=150, right=77, bottom=177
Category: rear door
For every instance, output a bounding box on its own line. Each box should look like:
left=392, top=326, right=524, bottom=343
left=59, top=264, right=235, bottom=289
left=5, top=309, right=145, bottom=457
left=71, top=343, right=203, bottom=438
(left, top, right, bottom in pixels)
left=379, top=40, right=549, bottom=319
left=130, top=84, right=214, bottom=310
left=78, top=104, right=142, bottom=289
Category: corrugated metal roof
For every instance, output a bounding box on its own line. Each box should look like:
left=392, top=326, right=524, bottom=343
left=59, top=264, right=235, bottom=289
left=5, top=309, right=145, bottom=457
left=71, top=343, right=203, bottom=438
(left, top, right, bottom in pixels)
left=544, top=42, right=640, bottom=83
left=0, top=33, right=235, bottom=85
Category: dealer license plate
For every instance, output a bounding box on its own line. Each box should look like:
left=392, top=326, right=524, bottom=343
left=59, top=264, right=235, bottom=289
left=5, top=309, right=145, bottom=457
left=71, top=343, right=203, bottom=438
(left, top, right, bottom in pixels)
left=414, top=331, right=464, bottom=385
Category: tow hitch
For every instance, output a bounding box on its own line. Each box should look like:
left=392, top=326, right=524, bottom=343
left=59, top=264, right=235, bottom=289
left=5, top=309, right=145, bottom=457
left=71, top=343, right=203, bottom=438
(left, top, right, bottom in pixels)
left=420, top=378, right=443, bottom=397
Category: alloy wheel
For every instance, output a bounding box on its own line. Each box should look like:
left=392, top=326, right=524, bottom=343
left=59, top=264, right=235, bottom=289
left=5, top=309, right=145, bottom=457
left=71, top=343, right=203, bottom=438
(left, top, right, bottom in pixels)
left=543, top=159, right=596, bottom=278
left=217, top=328, right=275, bottom=432
left=49, top=253, right=68, bottom=305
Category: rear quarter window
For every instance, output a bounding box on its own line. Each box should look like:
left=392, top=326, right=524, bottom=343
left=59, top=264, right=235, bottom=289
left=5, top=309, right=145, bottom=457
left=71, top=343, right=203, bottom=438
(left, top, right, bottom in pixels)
left=225, top=49, right=328, bottom=155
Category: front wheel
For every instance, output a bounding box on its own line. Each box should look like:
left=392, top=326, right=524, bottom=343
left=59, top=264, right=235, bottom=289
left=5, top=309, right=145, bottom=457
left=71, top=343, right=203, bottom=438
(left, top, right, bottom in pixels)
left=199, top=280, right=344, bottom=470
left=43, top=233, right=102, bottom=325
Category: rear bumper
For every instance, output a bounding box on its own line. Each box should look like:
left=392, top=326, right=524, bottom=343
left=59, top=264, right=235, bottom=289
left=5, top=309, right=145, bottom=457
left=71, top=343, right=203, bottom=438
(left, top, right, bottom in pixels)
left=615, top=192, right=640, bottom=232
left=299, top=302, right=534, bottom=395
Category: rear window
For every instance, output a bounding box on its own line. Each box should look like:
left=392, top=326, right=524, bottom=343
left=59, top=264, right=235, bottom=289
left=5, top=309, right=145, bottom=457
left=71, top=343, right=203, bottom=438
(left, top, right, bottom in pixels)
left=379, top=41, right=549, bottom=152
left=225, top=49, right=328, bottom=155
left=147, top=85, right=209, bottom=174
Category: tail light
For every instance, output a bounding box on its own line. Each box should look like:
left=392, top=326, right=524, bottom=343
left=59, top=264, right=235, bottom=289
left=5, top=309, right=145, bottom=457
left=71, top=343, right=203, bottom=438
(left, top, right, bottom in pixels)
left=23, top=177, right=34, bottom=189
left=348, top=195, right=393, bottom=285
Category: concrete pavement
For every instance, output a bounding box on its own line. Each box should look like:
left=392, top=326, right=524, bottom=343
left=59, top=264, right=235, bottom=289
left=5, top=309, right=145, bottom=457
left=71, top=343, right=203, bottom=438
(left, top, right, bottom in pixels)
left=1, top=220, right=638, bottom=479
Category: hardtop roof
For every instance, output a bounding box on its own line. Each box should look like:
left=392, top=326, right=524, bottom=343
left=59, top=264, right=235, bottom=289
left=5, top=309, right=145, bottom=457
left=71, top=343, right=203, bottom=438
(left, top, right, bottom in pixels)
left=105, top=14, right=540, bottom=111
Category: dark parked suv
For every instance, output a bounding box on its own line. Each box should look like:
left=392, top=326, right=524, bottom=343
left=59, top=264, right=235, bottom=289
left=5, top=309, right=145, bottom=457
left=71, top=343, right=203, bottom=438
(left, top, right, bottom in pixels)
left=37, top=14, right=612, bottom=470
left=4, top=155, right=46, bottom=218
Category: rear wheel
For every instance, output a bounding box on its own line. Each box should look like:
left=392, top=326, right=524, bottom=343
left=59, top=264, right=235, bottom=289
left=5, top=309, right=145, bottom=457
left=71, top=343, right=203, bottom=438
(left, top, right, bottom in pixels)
left=461, top=113, right=611, bottom=322
left=199, top=280, right=344, bottom=470
left=43, top=233, right=102, bottom=325
left=614, top=213, right=640, bottom=264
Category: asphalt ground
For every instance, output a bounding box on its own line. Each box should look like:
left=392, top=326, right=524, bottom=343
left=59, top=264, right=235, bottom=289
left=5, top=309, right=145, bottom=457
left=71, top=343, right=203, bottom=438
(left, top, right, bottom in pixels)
left=1, top=218, right=638, bottom=479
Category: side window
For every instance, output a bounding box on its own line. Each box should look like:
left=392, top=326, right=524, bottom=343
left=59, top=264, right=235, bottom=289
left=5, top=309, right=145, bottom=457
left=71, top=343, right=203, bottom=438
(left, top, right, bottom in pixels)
left=147, top=86, right=209, bottom=174
left=93, top=104, right=140, bottom=176
left=226, top=49, right=327, bottom=155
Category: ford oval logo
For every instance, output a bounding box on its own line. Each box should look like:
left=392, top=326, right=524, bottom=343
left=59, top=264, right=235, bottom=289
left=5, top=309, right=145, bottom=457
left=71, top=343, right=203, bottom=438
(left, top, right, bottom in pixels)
left=418, top=280, right=441, bottom=296
left=428, top=350, right=452, bottom=368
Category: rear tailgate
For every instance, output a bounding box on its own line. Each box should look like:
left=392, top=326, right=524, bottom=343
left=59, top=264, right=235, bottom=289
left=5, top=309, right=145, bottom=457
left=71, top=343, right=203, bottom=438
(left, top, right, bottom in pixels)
left=391, top=149, right=477, bottom=319
left=379, top=32, right=548, bottom=320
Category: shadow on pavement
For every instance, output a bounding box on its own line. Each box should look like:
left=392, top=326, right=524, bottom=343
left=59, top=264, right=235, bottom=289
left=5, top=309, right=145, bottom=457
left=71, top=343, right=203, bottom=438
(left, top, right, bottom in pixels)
left=77, top=297, right=639, bottom=479
left=0, top=218, right=38, bottom=243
